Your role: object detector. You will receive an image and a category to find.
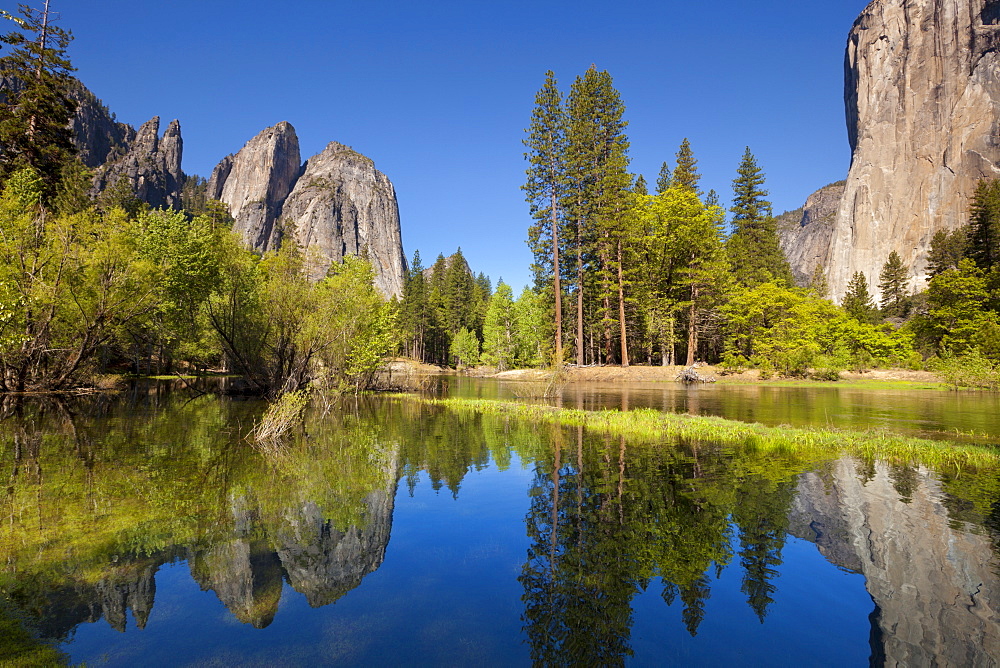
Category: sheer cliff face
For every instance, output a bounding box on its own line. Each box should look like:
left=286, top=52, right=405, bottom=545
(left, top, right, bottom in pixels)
left=791, top=459, right=1000, bottom=665
left=281, top=142, right=406, bottom=296
left=781, top=1, right=1000, bottom=300
left=821, top=0, right=1000, bottom=300
left=207, top=122, right=301, bottom=252
left=209, top=125, right=407, bottom=297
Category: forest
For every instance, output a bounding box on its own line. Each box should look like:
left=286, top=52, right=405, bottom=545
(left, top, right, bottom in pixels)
left=3, top=5, right=1000, bottom=396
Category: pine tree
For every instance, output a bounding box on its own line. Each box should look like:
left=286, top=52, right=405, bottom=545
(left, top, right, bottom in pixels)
left=523, top=71, right=566, bottom=365
left=926, top=227, right=968, bottom=278
left=0, top=1, right=78, bottom=197
left=564, top=65, right=631, bottom=365
left=968, top=178, right=1000, bottom=271
left=672, top=138, right=701, bottom=194
left=878, top=251, right=910, bottom=317
left=401, top=250, right=428, bottom=360
left=633, top=174, right=648, bottom=196
left=726, top=148, right=793, bottom=288
left=843, top=271, right=879, bottom=324
left=656, top=161, right=672, bottom=194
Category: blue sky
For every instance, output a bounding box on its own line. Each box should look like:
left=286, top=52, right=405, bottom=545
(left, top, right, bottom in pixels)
left=56, top=0, right=869, bottom=291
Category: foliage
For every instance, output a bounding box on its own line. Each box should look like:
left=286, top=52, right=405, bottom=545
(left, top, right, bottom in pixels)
left=932, top=349, right=1000, bottom=390
left=726, top=148, right=792, bottom=288
left=968, top=178, right=1000, bottom=271
left=253, top=389, right=309, bottom=443
left=482, top=280, right=517, bottom=370
left=878, top=251, right=910, bottom=317
left=721, top=282, right=913, bottom=376
left=0, top=169, right=158, bottom=390
left=843, top=271, right=880, bottom=324
left=0, top=3, right=78, bottom=198
left=450, top=326, right=480, bottom=368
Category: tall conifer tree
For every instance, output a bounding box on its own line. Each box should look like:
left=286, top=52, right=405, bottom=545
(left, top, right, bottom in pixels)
left=564, top=65, right=631, bottom=365
left=524, top=71, right=566, bottom=365
left=726, top=148, right=792, bottom=288
left=968, top=178, right=1000, bottom=271
left=672, top=138, right=701, bottom=194
left=0, top=1, right=78, bottom=197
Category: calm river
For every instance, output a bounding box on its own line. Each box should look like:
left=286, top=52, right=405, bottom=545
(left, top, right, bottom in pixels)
left=2, top=379, right=998, bottom=666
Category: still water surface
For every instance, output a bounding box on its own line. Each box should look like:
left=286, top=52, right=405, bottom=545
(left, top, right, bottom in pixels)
left=1, top=379, right=998, bottom=666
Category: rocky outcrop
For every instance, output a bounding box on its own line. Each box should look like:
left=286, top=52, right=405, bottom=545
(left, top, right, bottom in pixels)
left=91, top=116, right=185, bottom=209
left=807, top=0, right=1000, bottom=301
left=280, top=142, right=406, bottom=295
left=790, top=459, right=1000, bottom=665
left=210, top=126, right=407, bottom=297
left=207, top=122, right=301, bottom=251
left=777, top=181, right=845, bottom=287
left=67, top=82, right=135, bottom=169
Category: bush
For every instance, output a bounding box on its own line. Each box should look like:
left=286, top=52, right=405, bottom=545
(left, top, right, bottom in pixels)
left=932, top=349, right=1000, bottom=390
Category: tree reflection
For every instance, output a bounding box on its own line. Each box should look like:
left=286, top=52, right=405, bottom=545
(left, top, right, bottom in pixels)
left=520, top=427, right=806, bottom=663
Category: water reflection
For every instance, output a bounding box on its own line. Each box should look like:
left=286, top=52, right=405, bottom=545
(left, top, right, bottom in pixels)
left=0, top=383, right=997, bottom=666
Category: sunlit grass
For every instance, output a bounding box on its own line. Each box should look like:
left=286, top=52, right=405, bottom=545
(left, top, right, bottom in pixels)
left=407, top=396, right=1000, bottom=471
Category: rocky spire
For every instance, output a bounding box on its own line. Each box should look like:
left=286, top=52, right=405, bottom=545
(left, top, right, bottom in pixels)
left=207, top=121, right=302, bottom=252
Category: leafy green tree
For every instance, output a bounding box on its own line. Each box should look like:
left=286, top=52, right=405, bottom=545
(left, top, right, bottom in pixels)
left=968, top=178, right=1000, bottom=271
left=843, top=271, right=879, bottom=324
left=0, top=3, right=78, bottom=198
left=632, top=173, right=648, bottom=197
left=524, top=70, right=566, bottom=365
left=0, top=168, right=158, bottom=391
left=482, top=281, right=518, bottom=370
left=926, top=259, right=996, bottom=354
left=878, top=251, right=910, bottom=318
left=449, top=326, right=480, bottom=368
left=514, top=286, right=549, bottom=367
left=726, top=148, right=792, bottom=288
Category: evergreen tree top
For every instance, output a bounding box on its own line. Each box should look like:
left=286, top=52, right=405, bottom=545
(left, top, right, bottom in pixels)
left=656, top=161, right=672, bottom=194
left=730, top=147, right=771, bottom=223
left=672, top=138, right=701, bottom=194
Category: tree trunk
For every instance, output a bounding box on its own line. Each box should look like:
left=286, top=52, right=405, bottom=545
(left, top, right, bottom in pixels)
left=616, top=240, right=629, bottom=367
left=686, top=286, right=699, bottom=366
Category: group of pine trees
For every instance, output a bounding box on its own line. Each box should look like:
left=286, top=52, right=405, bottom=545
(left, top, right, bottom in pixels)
left=397, top=248, right=548, bottom=370
left=524, top=67, right=793, bottom=369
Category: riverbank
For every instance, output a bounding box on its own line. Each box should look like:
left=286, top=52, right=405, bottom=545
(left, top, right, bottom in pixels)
left=476, top=363, right=945, bottom=390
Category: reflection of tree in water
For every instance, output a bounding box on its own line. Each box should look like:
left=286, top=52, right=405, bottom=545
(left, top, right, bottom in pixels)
left=520, top=428, right=804, bottom=663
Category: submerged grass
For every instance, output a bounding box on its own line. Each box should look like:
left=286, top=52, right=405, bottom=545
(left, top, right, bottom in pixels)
left=405, top=396, right=1000, bottom=471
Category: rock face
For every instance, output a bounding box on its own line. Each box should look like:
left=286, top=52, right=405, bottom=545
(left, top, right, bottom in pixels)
left=786, top=0, right=1000, bottom=301
left=790, top=459, right=1000, bottom=665
left=210, top=125, right=407, bottom=297
left=92, top=116, right=185, bottom=209
left=777, top=181, right=845, bottom=287
left=67, top=82, right=135, bottom=169
left=207, top=121, right=301, bottom=252
left=281, top=142, right=406, bottom=295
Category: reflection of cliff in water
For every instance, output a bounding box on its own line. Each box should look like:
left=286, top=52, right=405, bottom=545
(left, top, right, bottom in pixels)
left=790, top=459, right=1000, bottom=666
left=189, top=456, right=399, bottom=627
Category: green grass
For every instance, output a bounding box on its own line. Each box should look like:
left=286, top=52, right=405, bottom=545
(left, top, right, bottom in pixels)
left=403, top=396, right=1000, bottom=471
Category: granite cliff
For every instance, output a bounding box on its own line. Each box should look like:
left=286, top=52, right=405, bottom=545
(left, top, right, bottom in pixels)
left=783, top=0, right=1000, bottom=300
left=209, top=125, right=407, bottom=297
